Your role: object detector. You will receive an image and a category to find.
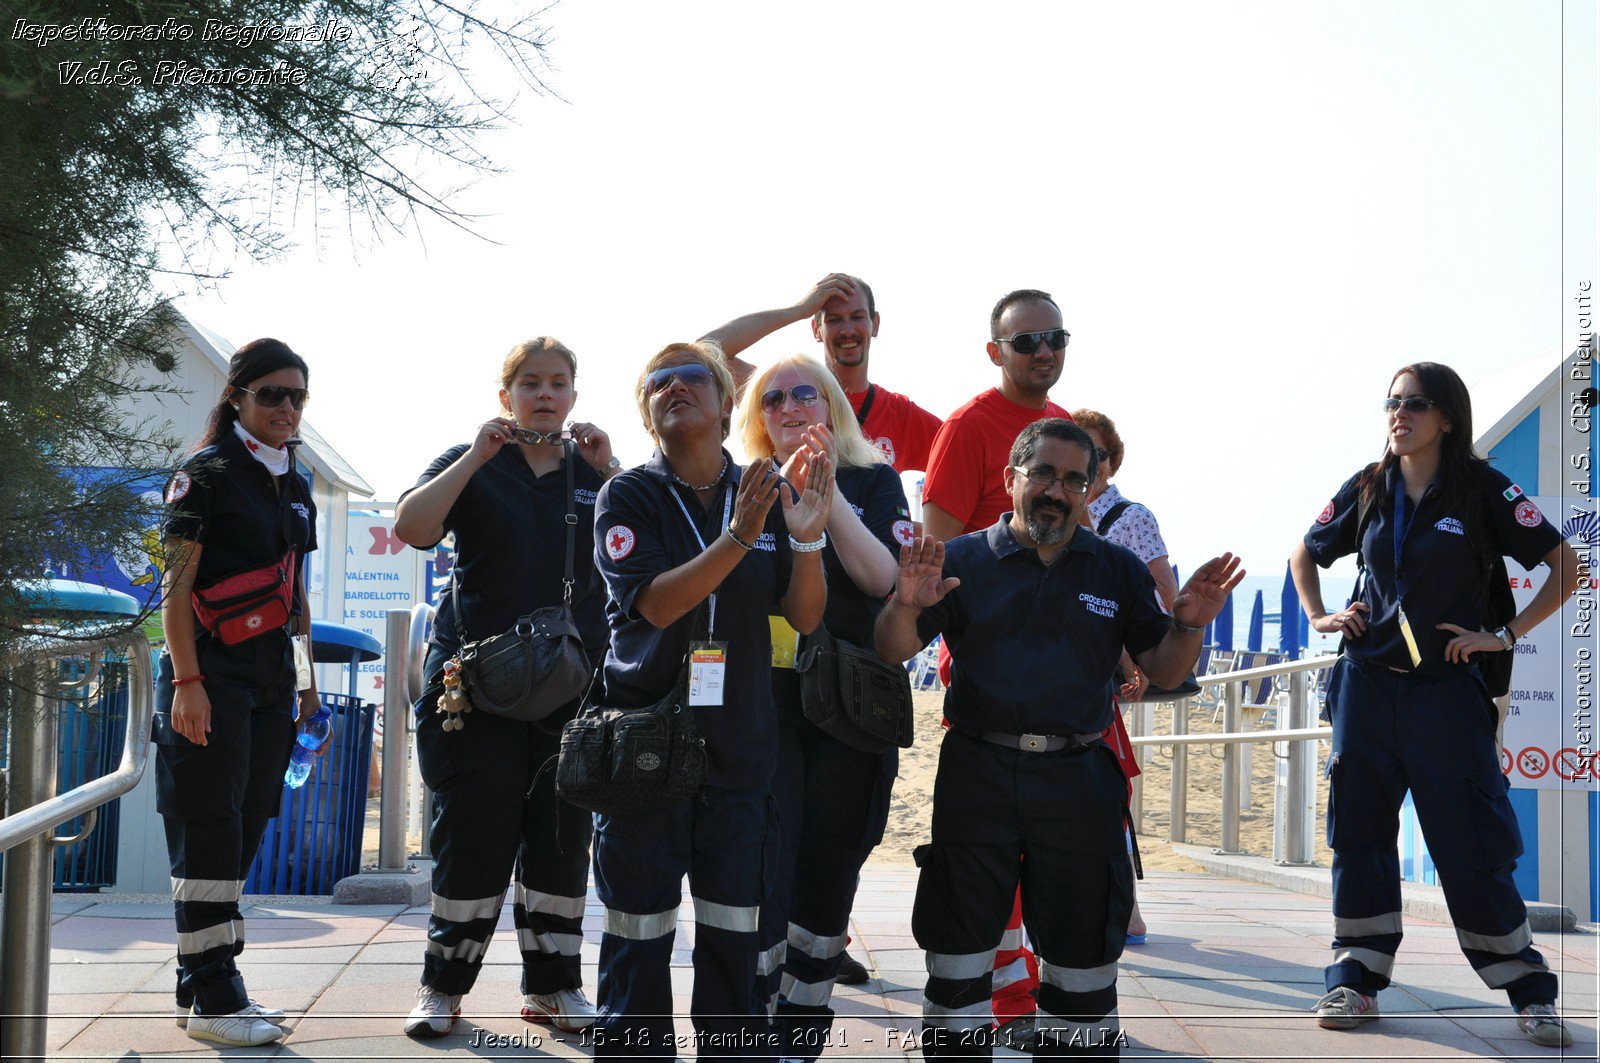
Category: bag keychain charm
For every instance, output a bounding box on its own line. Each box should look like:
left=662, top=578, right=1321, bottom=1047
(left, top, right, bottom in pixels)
left=436, top=657, right=474, bottom=731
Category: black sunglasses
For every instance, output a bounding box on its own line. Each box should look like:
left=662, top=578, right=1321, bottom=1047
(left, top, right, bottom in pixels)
left=646, top=363, right=714, bottom=394
left=1383, top=396, right=1436, bottom=414
left=760, top=383, right=822, bottom=413
left=509, top=426, right=573, bottom=446
left=236, top=385, right=310, bottom=410
left=997, top=329, right=1070, bottom=355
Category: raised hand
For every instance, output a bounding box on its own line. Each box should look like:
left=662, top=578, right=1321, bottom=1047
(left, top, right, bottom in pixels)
left=894, top=536, right=960, bottom=610
left=470, top=417, right=517, bottom=464
left=798, top=273, right=859, bottom=317
left=1171, top=552, right=1246, bottom=630
left=729, top=460, right=783, bottom=545
left=781, top=451, right=834, bottom=544
left=568, top=421, right=614, bottom=472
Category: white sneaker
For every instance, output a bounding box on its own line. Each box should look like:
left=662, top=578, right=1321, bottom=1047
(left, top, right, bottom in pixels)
left=175, top=998, right=286, bottom=1029
left=404, top=984, right=462, bottom=1037
left=1516, top=1003, right=1574, bottom=1048
left=1313, top=986, right=1379, bottom=1029
left=185, top=1007, right=285, bottom=1046
left=521, top=987, right=598, bottom=1031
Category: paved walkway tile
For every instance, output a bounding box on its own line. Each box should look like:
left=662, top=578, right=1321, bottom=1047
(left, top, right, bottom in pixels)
left=24, top=868, right=1599, bottom=1059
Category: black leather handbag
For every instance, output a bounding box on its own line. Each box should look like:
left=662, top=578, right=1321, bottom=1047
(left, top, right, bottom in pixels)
left=556, top=604, right=708, bottom=816
left=797, top=625, right=914, bottom=753
left=452, top=444, right=590, bottom=723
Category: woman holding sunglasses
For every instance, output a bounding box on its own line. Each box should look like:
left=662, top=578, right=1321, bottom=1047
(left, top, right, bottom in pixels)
left=734, top=355, right=907, bottom=1060
left=394, top=337, right=620, bottom=1038
left=157, top=339, right=319, bottom=1047
left=1290, top=362, right=1580, bottom=1047
left=590, top=341, right=832, bottom=1059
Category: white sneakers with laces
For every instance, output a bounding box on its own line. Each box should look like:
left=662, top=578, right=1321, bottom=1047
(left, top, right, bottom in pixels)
left=1313, top=986, right=1379, bottom=1029
left=176, top=998, right=286, bottom=1029
left=184, top=1006, right=285, bottom=1046
left=521, top=987, right=598, bottom=1031
left=1516, top=1003, right=1573, bottom=1048
left=404, top=984, right=462, bottom=1037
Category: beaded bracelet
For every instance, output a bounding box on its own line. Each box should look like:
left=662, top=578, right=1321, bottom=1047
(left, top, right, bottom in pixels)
left=172, top=674, right=205, bottom=687
left=789, top=532, right=827, bottom=553
left=726, top=527, right=755, bottom=551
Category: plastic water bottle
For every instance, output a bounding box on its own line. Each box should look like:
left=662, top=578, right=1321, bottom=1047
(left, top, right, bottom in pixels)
left=283, top=705, right=333, bottom=789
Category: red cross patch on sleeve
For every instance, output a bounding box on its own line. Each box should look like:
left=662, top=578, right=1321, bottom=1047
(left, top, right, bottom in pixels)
left=605, top=525, right=636, bottom=561
left=1316, top=500, right=1335, bottom=524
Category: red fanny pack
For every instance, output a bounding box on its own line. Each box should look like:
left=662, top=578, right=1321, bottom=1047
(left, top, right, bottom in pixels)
left=192, top=550, right=296, bottom=645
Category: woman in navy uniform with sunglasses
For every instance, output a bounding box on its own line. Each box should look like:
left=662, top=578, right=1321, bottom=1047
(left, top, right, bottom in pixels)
left=734, top=355, right=907, bottom=1060
left=1291, top=362, right=1581, bottom=1047
left=590, top=341, right=831, bottom=1059
left=157, top=339, right=320, bottom=1047
left=395, top=337, right=621, bottom=1038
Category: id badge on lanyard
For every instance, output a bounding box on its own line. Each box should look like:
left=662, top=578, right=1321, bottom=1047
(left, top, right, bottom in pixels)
left=1392, top=489, right=1424, bottom=668
left=672, top=486, right=733, bottom=707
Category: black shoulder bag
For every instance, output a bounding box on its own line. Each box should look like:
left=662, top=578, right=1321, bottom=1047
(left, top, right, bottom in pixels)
left=556, top=602, right=709, bottom=816
left=449, top=443, right=590, bottom=723
left=797, top=624, right=915, bottom=753
left=1100, top=499, right=1201, bottom=702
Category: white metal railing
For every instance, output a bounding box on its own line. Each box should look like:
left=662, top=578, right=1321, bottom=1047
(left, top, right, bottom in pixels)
left=0, top=630, right=154, bottom=1062
left=1126, top=653, right=1336, bottom=864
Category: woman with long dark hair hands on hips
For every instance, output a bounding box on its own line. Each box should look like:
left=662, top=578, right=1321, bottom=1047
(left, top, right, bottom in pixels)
left=589, top=341, right=830, bottom=1060
left=1290, top=362, right=1580, bottom=1047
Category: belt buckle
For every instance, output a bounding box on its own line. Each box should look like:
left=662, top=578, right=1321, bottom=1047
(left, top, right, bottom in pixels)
left=1019, top=733, right=1050, bottom=752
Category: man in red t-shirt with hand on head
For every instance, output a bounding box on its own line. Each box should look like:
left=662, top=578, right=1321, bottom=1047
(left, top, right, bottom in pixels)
left=702, top=273, right=943, bottom=473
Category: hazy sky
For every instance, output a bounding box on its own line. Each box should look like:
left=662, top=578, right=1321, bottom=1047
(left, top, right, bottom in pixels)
left=175, top=0, right=1595, bottom=582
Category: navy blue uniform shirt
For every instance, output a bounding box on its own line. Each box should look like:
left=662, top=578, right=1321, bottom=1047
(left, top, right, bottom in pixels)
left=159, top=431, right=317, bottom=706
left=1303, top=463, right=1563, bottom=675
left=595, top=449, right=795, bottom=789
left=915, top=517, right=1170, bottom=736
left=401, top=443, right=607, bottom=663
left=807, top=462, right=910, bottom=648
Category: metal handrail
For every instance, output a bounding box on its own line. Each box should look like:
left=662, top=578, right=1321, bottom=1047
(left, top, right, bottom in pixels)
left=1127, top=653, right=1333, bottom=864
left=404, top=601, right=435, bottom=706
left=0, top=632, right=154, bottom=854
left=1, top=629, right=153, bottom=1062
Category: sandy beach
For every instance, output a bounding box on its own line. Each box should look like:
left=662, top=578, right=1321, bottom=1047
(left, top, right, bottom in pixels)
left=877, top=691, right=1332, bottom=873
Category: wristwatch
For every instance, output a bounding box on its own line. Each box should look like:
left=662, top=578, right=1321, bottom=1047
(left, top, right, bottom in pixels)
left=1495, top=624, right=1517, bottom=651
left=604, top=457, right=622, bottom=472
left=1172, top=617, right=1205, bottom=636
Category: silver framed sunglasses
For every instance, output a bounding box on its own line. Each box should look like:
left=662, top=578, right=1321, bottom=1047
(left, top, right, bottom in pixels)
left=508, top=426, right=574, bottom=446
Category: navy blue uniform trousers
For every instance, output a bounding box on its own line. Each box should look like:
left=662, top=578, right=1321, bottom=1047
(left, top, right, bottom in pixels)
left=1324, top=657, right=1557, bottom=1008
left=754, top=676, right=894, bottom=1060
left=593, top=784, right=780, bottom=1060
left=415, top=646, right=592, bottom=997
left=914, top=731, right=1130, bottom=1059
left=154, top=652, right=296, bottom=1017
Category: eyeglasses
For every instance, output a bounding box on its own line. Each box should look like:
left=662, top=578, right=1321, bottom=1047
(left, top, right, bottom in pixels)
left=760, top=383, right=822, bottom=412
left=645, top=363, right=714, bottom=394
left=508, top=426, right=573, bottom=446
left=236, top=385, right=310, bottom=410
left=996, top=329, right=1070, bottom=355
left=1011, top=465, right=1091, bottom=495
left=1383, top=396, right=1436, bottom=414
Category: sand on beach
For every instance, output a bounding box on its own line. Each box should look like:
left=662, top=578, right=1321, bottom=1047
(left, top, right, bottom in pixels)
left=876, top=691, right=1332, bottom=872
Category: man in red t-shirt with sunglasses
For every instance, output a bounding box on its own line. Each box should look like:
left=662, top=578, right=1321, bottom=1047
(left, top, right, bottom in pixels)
left=703, top=273, right=943, bottom=473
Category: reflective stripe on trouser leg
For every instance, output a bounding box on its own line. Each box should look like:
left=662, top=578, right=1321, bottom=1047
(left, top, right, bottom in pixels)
left=158, top=697, right=294, bottom=1017
left=514, top=735, right=593, bottom=997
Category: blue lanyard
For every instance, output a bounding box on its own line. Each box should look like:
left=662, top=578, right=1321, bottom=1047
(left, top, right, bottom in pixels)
left=668, top=486, right=733, bottom=637
left=1392, top=479, right=1410, bottom=600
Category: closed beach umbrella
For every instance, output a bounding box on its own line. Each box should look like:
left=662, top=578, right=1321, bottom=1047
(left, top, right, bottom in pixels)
left=1215, top=590, right=1235, bottom=651
left=1279, top=561, right=1302, bottom=659
left=1247, top=590, right=1265, bottom=652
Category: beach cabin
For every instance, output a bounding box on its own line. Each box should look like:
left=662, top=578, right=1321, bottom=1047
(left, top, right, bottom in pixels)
left=1392, top=345, right=1599, bottom=921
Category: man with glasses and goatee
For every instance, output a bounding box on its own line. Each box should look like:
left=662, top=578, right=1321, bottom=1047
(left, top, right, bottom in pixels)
left=877, top=418, right=1243, bottom=1060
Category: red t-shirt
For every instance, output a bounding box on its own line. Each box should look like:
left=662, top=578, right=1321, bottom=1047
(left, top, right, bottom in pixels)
left=922, top=388, right=1072, bottom=536
left=845, top=384, right=943, bottom=474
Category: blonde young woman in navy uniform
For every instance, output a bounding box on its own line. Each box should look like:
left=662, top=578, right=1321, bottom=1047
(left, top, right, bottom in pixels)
left=1291, top=362, right=1581, bottom=1047
left=590, top=341, right=832, bottom=1059
left=735, top=354, right=907, bottom=1060
left=395, top=337, right=620, bottom=1037
left=158, top=339, right=320, bottom=1047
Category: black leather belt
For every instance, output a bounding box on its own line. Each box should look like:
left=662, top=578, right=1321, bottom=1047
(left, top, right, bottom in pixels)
left=971, top=730, right=1102, bottom=753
